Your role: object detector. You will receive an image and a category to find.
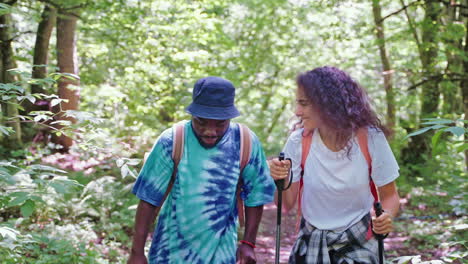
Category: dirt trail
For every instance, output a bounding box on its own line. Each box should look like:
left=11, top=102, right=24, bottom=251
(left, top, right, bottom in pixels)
left=255, top=203, right=297, bottom=264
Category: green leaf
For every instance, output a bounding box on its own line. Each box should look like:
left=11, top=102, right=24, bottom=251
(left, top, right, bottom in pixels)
left=431, top=130, right=444, bottom=156
left=50, top=181, right=67, bottom=194
left=443, top=126, right=465, bottom=137
left=51, top=98, right=61, bottom=107
left=405, top=125, right=447, bottom=139
left=8, top=192, right=29, bottom=207
left=50, top=178, right=83, bottom=193
left=421, top=119, right=454, bottom=125
left=0, top=226, right=19, bottom=240
left=0, top=125, right=14, bottom=136
left=393, top=255, right=419, bottom=264
left=29, top=195, right=44, bottom=203
left=126, top=159, right=141, bottom=166
left=121, top=164, right=129, bottom=178
left=116, top=159, right=124, bottom=167
left=28, top=164, right=67, bottom=174
left=20, top=200, right=35, bottom=218
left=0, top=4, right=13, bottom=16
left=26, top=95, right=36, bottom=104
left=456, top=143, right=468, bottom=153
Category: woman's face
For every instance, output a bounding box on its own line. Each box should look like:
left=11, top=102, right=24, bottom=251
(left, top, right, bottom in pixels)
left=295, top=86, right=322, bottom=130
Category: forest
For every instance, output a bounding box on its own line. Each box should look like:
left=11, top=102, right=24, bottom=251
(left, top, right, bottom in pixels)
left=0, top=0, right=466, bottom=263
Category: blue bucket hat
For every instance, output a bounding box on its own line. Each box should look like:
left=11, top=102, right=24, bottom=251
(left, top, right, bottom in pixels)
left=186, top=76, right=240, bottom=120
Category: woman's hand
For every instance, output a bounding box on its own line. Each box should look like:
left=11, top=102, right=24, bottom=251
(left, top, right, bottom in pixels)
left=372, top=211, right=393, bottom=234
left=267, top=158, right=291, bottom=181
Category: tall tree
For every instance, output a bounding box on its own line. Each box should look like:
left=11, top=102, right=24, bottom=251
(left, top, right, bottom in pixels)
left=31, top=4, right=56, bottom=95
left=0, top=1, right=22, bottom=148
left=461, top=0, right=468, bottom=170
left=372, top=0, right=396, bottom=129
left=51, top=8, right=80, bottom=151
left=402, top=0, right=442, bottom=169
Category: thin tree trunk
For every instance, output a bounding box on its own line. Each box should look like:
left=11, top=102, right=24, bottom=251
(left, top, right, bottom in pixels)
left=420, top=0, right=441, bottom=117
left=441, top=1, right=463, bottom=114
left=0, top=11, right=22, bottom=147
left=372, top=0, right=396, bottom=129
left=402, top=0, right=441, bottom=173
left=32, top=5, right=56, bottom=95
left=461, top=2, right=468, bottom=170
left=51, top=10, right=80, bottom=152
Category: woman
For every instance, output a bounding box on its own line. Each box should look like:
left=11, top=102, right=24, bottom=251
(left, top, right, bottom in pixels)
left=269, top=66, right=400, bottom=263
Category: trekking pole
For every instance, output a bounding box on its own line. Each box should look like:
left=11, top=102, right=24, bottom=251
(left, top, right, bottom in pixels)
left=275, top=152, right=292, bottom=264
left=374, top=202, right=385, bottom=264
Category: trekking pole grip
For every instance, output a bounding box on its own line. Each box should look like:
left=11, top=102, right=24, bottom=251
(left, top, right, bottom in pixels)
left=275, top=152, right=293, bottom=191
left=374, top=202, right=385, bottom=240
left=275, top=153, right=285, bottom=191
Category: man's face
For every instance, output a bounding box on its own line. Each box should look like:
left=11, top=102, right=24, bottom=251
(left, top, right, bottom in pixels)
left=191, top=116, right=230, bottom=148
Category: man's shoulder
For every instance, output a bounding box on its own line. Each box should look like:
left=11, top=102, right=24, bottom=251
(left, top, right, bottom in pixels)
left=159, top=120, right=190, bottom=142
left=231, top=122, right=260, bottom=142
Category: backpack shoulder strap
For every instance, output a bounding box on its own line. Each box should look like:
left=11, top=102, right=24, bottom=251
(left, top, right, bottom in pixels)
left=356, top=128, right=379, bottom=202
left=172, top=122, right=185, bottom=166
left=160, top=122, right=185, bottom=207
left=301, top=130, right=313, bottom=171
left=296, top=129, right=313, bottom=231
left=357, top=128, right=381, bottom=240
left=237, top=123, right=252, bottom=227
left=239, top=123, right=252, bottom=172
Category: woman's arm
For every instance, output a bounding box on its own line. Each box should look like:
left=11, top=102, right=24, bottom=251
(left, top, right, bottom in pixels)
left=269, top=158, right=299, bottom=212
left=373, top=181, right=400, bottom=234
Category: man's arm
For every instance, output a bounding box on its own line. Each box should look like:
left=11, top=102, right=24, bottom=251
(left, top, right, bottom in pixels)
left=127, top=200, right=161, bottom=264
left=237, top=205, right=263, bottom=264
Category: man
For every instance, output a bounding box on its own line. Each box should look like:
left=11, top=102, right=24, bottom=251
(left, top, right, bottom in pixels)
left=128, top=76, right=275, bottom=264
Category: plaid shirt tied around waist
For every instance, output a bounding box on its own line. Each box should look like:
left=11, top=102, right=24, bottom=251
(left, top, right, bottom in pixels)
left=289, top=214, right=379, bottom=264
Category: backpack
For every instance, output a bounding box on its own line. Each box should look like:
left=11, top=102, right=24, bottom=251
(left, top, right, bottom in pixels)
left=160, top=121, right=252, bottom=226
left=297, top=128, right=378, bottom=239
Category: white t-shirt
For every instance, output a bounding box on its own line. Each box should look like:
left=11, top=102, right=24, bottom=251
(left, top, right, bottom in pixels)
left=283, top=127, right=399, bottom=231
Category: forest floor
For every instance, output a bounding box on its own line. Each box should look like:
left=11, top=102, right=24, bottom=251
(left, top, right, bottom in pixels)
left=254, top=201, right=463, bottom=264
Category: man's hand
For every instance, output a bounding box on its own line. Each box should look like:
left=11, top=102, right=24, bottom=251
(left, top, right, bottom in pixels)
left=236, top=243, right=256, bottom=264
left=127, top=252, right=148, bottom=264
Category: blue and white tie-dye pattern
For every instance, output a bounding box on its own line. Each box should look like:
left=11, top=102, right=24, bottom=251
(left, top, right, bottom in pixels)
left=132, top=121, right=275, bottom=264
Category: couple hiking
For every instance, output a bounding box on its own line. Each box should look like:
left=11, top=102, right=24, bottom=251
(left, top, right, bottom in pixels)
left=128, top=66, right=400, bottom=264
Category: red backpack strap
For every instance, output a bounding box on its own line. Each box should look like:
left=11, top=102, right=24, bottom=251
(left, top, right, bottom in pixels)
left=357, top=128, right=377, bottom=201
left=237, top=124, right=252, bottom=227
left=296, top=130, right=313, bottom=231
left=356, top=128, right=379, bottom=240
left=159, top=122, right=185, bottom=207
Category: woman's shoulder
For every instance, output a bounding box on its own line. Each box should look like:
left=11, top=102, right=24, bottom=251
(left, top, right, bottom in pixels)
left=288, top=128, right=304, bottom=144
left=366, top=126, right=386, bottom=140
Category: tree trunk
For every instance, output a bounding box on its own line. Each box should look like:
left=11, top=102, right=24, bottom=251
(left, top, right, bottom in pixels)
left=461, top=3, right=468, bottom=170
left=420, top=0, right=441, bottom=117
left=51, top=10, right=80, bottom=152
left=372, top=0, right=396, bottom=129
left=32, top=5, right=56, bottom=95
left=0, top=11, right=22, bottom=148
left=441, top=1, right=463, bottom=114
left=402, top=0, right=441, bottom=173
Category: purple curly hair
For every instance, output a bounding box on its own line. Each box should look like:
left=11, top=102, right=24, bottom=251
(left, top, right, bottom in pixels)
left=297, top=66, right=388, bottom=150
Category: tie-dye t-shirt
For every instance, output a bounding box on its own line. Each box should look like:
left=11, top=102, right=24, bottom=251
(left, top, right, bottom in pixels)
left=132, top=121, right=275, bottom=264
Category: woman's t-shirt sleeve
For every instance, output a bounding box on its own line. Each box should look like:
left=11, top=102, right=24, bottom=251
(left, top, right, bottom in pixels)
left=282, top=130, right=303, bottom=183
left=132, top=128, right=174, bottom=206
left=368, top=128, right=400, bottom=187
